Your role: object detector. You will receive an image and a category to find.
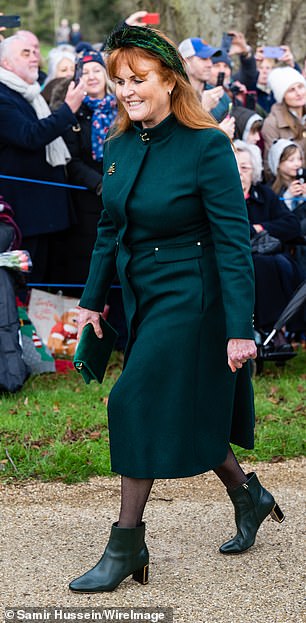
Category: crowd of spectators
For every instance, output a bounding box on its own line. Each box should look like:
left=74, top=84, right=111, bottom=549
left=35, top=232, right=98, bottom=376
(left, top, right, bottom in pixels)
left=0, top=11, right=305, bottom=352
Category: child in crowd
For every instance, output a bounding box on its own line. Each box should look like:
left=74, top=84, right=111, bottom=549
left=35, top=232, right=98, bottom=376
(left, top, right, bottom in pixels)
left=231, top=106, right=263, bottom=144
left=269, top=140, right=306, bottom=223
left=268, top=138, right=306, bottom=279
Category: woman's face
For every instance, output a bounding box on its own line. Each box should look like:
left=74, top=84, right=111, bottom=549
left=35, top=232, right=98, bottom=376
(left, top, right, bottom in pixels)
left=56, top=57, right=75, bottom=79
left=257, top=58, right=274, bottom=86
left=82, top=61, right=106, bottom=99
left=114, top=58, right=175, bottom=128
left=279, top=149, right=303, bottom=178
left=284, top=82, right=306, bottom=109
left=235, top=150, right=253, bottom=195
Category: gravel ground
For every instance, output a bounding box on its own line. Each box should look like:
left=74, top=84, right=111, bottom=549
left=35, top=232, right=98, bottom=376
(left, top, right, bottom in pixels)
left=1, top=458, right=305, bottom=623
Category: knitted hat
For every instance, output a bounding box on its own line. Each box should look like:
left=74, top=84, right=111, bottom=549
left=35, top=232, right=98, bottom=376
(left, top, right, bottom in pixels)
left=268, top=139, right=299, bottom=176
left=231, top=106, right=263, bottom=141
left=178, top=38, right=222, bottom=60
left=211, top=49, right=232, bottom=68
left=78, top=49, right=105, bottom=67
left=268, top=67, right=306, bottom=103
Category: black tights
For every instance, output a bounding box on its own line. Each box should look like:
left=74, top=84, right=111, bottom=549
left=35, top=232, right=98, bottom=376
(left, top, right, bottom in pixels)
left=118, top=446, right=247, bottom=528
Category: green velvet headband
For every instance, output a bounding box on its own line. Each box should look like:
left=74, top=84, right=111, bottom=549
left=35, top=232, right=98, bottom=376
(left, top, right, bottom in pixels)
left=105, top=25, right=189, bottom=82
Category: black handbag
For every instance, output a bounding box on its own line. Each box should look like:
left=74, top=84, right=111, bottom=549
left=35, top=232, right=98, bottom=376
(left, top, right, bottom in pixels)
left=251, top=230, right=282, bottom=254
left=73, top=317, right=118, bottom=384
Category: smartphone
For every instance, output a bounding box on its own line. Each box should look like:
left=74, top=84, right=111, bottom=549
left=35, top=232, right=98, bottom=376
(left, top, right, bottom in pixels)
left=263, top=46, right=284, bottom=59
left=296, top=168, right=306, bottom=184
left=0, top=15, right=21, bottom=28
left=216, top=71, right=225, bottom=87
left=141, top=13, right=160, bottom=25
left=73, top=60, right=83, bottom=86
left=221, top=32, right=233, bottom=54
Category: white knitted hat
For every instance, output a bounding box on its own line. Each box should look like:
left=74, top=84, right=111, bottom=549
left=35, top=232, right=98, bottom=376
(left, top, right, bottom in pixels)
left=268, top=67, right=306, bottom=103
left=268, top=139, right=298, bottom=176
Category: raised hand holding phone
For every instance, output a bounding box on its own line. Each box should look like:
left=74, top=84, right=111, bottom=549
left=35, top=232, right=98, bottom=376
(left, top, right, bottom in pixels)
left=0, top=14, right=21, bottom=28
left=141, top=13, right=160, bottom=25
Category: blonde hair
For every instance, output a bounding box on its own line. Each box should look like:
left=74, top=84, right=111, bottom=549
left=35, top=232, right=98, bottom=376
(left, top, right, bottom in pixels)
left=105, top=45, right=220, bottom=137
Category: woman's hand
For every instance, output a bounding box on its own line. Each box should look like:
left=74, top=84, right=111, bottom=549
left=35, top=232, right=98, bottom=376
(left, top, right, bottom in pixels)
left=64, top=79, right=86, bottom=113
left=77, top=307, right=104, bottom=340
left=219, top=115, right=235, bottom=139
left=227, top=338, right=257, bottom=372
left=227, top=31, right=250, bottom=56
left=288, top=179, right=306, bottom=197
left=125, top=11, right=148, bottom=26
left=279, top=45, right=294, bottom=67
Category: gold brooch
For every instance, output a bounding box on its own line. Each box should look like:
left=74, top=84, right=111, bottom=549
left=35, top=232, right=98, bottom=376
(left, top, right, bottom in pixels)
left=107, top=162, right=116, bottom=175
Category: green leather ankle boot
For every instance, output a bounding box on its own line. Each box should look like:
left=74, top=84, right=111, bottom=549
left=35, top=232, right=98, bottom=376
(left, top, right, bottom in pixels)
left=69, top=522, right=149, bottom=592
left=220, top=472, right=285, bottom=555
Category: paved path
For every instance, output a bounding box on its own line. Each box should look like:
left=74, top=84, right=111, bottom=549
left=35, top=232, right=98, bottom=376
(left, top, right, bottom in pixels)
left=1, top=458, right=305, bottom=623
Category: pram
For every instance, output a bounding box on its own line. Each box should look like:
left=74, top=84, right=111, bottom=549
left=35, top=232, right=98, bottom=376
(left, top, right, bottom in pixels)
left=253, top=280, right=306, bottom=374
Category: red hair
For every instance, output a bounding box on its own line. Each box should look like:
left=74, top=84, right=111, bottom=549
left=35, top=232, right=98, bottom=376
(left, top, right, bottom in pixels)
left=106, top=46, right=220, bottom=137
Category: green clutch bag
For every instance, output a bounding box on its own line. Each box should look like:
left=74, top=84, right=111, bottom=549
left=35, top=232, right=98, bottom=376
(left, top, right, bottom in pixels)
left=73, top=318, right=118, bottom=384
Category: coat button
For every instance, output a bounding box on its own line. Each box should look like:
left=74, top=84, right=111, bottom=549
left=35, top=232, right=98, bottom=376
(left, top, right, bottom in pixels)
left=140, top=132, right=150, bottom=142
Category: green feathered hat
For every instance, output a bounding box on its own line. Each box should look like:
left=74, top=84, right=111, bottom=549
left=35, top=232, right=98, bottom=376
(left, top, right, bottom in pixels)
left=105, top=24, right=189, bottom=82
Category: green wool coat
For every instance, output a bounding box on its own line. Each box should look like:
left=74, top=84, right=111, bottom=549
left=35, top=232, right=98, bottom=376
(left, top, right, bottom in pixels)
left=80, top=114, right=256, bottom=478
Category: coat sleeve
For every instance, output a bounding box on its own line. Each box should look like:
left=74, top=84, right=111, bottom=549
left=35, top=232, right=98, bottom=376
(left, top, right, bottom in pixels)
left=0, top=96, right=76, bottom=150
left=232, top=53, right=257, bottom=90
left=79, top=205, right=118, bottom=311
left=197, top=129, right=255, bottom=339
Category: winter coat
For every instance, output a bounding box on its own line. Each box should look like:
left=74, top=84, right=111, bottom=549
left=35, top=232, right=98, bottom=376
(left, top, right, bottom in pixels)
left=80, top=114, right=256, bottom=479
left=0, top=82, right=76, bottom=237
left=246, top=183, right=303, bottom=329
left=62, top=103, right=103, bottom=283
left=262, top=103, right=306, bottom=179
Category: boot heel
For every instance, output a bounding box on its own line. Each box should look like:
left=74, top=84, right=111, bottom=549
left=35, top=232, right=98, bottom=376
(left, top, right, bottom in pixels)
left=133, top=563, right=149, bottom=585
left=270, top=503, right=285, bottom=523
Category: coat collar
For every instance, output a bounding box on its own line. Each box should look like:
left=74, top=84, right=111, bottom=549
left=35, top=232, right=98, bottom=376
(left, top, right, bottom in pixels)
left=133, top=113, right=178, bottom=144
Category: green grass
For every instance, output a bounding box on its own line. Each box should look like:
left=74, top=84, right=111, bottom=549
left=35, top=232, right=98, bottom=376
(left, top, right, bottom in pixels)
left=0, top=350, right=305, bottom=484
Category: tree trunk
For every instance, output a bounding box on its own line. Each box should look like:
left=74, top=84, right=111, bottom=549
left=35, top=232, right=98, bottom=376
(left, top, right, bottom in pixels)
left=118, top=0, right=306, bottom=64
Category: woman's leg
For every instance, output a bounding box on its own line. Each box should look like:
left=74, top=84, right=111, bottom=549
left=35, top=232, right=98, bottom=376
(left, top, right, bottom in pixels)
left=69, top=476, right=153, bottom=592
left=118, top=476, right=154, bottom=527
left=215, top=446, right=284, bottom=554
left=213, top=445, right=247, bottom=490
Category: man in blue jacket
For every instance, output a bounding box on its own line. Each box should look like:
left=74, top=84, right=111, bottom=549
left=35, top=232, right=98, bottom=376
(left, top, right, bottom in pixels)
left=0, top=34, right=84, bottom=281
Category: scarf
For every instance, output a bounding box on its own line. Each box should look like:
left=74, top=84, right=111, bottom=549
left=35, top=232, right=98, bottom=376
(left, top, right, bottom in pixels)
left=0, top=67, right=71, bottom=167
left=83, top=94, right=117, bottom=161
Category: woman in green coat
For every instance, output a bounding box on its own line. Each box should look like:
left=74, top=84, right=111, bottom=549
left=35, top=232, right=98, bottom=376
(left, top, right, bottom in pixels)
left=69, top=25, right=284, bottom=593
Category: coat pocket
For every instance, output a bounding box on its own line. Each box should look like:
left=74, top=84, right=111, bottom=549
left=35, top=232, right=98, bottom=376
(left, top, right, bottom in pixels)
left=154, top=241, right=203, bottom=263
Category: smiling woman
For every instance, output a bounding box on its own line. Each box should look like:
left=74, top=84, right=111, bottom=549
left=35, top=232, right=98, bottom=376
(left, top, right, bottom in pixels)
left=68, top=24, right=285, bottom=595
left=113, top=58, right=175, bottom=128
